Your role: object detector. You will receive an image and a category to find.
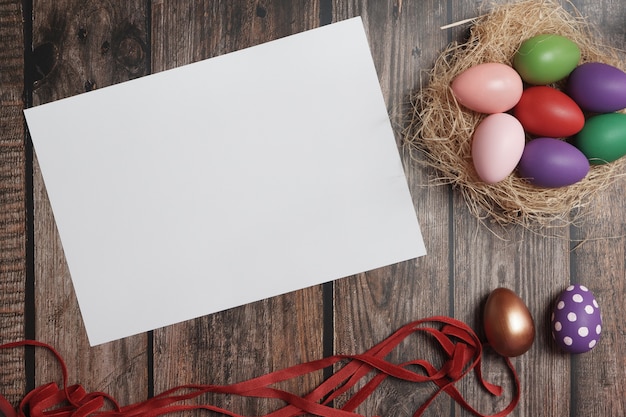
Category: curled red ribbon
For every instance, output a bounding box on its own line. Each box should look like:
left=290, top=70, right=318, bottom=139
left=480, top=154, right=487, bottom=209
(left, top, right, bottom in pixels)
left=0, top=316, right=519, bottom=417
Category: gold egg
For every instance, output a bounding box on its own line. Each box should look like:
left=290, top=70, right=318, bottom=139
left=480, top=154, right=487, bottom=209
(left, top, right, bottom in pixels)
left=483, top=287, right=535, bottom=357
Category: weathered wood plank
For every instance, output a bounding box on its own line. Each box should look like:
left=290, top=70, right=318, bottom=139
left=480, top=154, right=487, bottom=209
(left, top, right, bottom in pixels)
left=0, top=0, right=27, bottom=406
left=331, top=1, right=454, bottom=415
left=1, top=1, right=622, bottom=416
left=150, top=1, right=324, bottom=415
left=568, top=2, right=626, bottom=415
left=31, top=0, right=149, bottom=404
left=444, top=1, right=626, bottom=415
left=31, top=0, right=148, bottom=104
left=446, top=1, right=571, bottom=415
left=450, top=222, right=571, bottom=416
left=569, top=188, right=626, bottom=416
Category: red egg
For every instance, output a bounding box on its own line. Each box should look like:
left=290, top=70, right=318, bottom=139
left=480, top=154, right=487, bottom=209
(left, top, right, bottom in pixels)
left=513, top=86, right=585, bottom=137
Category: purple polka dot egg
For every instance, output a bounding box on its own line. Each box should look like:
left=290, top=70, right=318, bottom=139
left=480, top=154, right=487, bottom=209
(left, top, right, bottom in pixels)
left=551, top=284, right=602, bottom=354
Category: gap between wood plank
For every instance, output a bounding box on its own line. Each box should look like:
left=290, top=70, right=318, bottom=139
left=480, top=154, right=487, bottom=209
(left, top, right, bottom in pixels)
left=22, top=0, right=36, bottom=397
left=319, top=0, right=335, bottom=393
left=144, top=0, right=155, bottom=401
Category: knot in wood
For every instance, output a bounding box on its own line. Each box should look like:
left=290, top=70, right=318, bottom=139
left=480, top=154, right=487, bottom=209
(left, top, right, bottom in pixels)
left=114, top=36, right=145, bottom=74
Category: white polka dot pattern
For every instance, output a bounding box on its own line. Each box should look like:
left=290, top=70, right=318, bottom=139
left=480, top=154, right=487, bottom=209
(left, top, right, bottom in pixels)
left=551, top=284, right=602, bottom=354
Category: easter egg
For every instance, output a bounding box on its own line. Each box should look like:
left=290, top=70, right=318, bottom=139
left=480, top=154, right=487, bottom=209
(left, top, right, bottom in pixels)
left=572, top=113, right=626, bottom=164
left=517, top=138, right=589, bottom=187
left=484, top=288, right=535, bottom=357
left=513, top=34, right=580, bottom=85
left=551, top=284, right=602, bottom=354
left=567, top=62, right=626, bottom=113
left=513, top=86, right=584, bottom=137
left=451, top=63, right=524, bottom=113
left=472, top=113, right=525, bottom=184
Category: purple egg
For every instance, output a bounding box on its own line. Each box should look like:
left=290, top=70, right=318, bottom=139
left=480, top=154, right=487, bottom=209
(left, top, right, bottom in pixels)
left=567, top=62, right=626, bottom=113
left=517, top=138, right=589, bottom=187
left=551, top=284, right=602, bottom=354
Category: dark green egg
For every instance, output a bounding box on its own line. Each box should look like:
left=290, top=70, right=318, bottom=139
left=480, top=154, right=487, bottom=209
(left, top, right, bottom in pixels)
left=573, top=113, right=626, bottom=164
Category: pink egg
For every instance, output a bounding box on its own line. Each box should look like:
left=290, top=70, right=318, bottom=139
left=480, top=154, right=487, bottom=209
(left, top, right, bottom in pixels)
left=451, top=63, right=524, bottom=113
left=472, top=113, right=525, bottom=184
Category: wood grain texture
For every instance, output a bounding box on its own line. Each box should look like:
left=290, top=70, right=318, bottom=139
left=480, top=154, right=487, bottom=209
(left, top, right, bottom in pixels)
left=1, top=0, right=625, bottom=415
left=446, top=2, right=569, bottom=416
left=150, top=2, right=325, bottom=415
left=31, top=0, right=148, bottom=104
left=331, top=1, right=454, bottom=415
left=0, top=0, right=27, bottom=406
left=569, top=5, right=626, bottom=415
left=569, top=186, right=626, bottom=417
left=31, top=0, right=149, bottom=404
left=451, top=1, right=625, bottom=415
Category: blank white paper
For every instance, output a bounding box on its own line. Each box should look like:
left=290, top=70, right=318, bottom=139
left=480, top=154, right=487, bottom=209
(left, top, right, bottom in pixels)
left=24, top=17, right=426, bottom=346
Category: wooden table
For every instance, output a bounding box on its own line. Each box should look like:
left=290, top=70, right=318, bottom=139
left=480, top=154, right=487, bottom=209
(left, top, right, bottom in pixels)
left=1, top=0, right=625, bottom=415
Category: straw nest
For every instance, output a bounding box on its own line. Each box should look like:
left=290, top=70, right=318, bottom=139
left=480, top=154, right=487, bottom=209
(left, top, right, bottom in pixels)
left=405, top=0, right=626, bottom=229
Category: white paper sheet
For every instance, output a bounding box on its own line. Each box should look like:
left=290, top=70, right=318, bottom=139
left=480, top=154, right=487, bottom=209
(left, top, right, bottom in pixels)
left=24, top=17, right=426, bottom=346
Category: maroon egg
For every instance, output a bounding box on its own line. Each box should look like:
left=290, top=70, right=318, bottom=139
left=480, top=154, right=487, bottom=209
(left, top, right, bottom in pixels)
left=513, top=86, right=584, bottom=137
left=517, top=138, right=589, bottom=187
left=567, top=62, right=626, bottom=113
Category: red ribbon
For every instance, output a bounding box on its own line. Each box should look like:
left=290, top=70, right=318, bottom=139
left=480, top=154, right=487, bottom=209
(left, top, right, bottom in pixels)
left=0, top=316, right=520, bottom=417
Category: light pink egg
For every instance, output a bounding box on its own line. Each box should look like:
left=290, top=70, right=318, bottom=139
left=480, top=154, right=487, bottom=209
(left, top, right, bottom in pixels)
left=451, top=63, right=523, bottom=114
left=472, top=113, right=525, bottom=184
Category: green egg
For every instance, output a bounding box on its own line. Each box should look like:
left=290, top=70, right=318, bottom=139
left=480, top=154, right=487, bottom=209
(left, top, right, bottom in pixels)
left=513, top=34, right=580, bottom=85
left=573, top=113, right=626, bottom=165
